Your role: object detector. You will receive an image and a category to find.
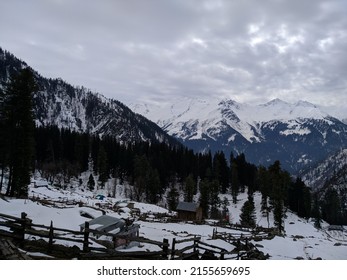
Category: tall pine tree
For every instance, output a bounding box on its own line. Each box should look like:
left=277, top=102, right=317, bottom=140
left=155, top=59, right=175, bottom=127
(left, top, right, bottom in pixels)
left=231, top=161, right=239, bottom=204
left=97, top=145, right=108, bottom=188
left=87, top=174, right=95, bottom=191
left=167, top=184, right=179, bottom=211
left=0, top=87, right=6, bottom=193
left=199, top=178, right=210, bottom=218
left=184, top=174, right=195, bottom=202
left=312, top=194, right=322, bottom=229
left=3, top=68, right=36, bottom=197
left=240, top=195, right=256, bottom=228
left=268, top=161, right=290, bottom=234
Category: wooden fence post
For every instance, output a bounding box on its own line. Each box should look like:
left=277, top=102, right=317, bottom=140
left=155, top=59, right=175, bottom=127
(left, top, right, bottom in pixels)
left=83, top=222, right=90, bottom=252
left=20, top=212, right=27, bottom=245
left=171, top=238, right=176, bottom=259
left=162, top=238, right=169, bottom=259
left=48, top=221, right=54, bottom=253
left=213, top=228, right=217, bottom=239
left=193, top=236, right=198, bottom=253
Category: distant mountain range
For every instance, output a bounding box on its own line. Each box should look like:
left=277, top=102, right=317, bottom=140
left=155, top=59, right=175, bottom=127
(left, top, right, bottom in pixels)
left=2, top=46, right=347, bottom=175
left=132, top=97, right=347, bottom=174
left=0, top=47, right=179, bottom=147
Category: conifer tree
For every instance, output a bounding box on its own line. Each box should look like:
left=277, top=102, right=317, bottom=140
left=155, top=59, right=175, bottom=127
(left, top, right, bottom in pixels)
left=199, top=179, right=210, bottom=218
left=288, top=178, right=312, bottom=218
left=146, top=168, right=161, bottom=204
left=3, top=68, right=36, bottom=197
left=184, top=174, right=195, bottom=202
left=234, top=153, right=247, bottom=192
left=212, top=151, right=229, bottom=193
left=133, top=155, right=150, bottom=201
left=88, top=153, right=94, bottom=173
left=273, top=199, right=286, bottom=233
left=312, top=194, right=322, bottom=229
left=0, top=87, right=6, bottom=192
left=231, top=161, right=239, bottom=204
left=209, top=179, right=221, bottom=219
left=97, top=145, right=108, bottom=188
left=87, top=174, right=95, bottom=191
left=240, top=195, right=256, bottom=228
left=268, top=161, right=290, bottom=233
left=258, top=166, right=271, bottom=226
left=221, top=197, right=230, bottom=222
left=167, top=185, right=179, bottom=211
left=322, top=189, right=342, bottom=225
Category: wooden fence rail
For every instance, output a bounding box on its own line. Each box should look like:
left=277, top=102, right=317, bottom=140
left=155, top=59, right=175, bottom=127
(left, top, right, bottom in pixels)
left=0, top=212, right=268, bottom=260
left=0, top=212, right=169, bottom=259
left=171, top=237, right=199, bottom=259
left=212, top=227, right=275, bottom=242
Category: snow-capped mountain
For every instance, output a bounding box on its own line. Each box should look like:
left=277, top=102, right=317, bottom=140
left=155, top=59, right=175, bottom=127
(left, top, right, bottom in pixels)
left=132, top=97, right=347, bottom=174
left=0, top=47, right=179, bottom=146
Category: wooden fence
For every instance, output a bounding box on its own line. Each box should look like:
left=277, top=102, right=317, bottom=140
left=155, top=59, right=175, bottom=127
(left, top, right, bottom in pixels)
left=0, top=212, right=168, bottom=259
left=212, top=227, right=275, bottom=242
left=0, top=212, right=269, bottom=260
left=211, top=228, right=271, bottom=260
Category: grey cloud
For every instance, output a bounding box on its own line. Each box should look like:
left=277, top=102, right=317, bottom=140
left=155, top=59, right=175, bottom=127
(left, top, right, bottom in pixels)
left=0, top=0, right=346, bottom=112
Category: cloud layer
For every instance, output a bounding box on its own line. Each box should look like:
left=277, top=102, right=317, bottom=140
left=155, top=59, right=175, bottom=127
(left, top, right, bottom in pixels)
left=1, top=0, right=346, bottom=108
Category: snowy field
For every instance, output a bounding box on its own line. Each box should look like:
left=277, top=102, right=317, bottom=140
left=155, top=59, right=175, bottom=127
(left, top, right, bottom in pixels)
left=1, top=180, right=347, bottom=260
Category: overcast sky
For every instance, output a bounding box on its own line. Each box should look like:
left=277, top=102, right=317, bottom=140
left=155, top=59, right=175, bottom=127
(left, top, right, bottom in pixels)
left=1, top=0, right=347, bottom=108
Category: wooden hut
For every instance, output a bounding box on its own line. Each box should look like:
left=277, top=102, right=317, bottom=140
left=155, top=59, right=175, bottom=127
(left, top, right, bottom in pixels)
left=176, top=202, right=203, bottom=222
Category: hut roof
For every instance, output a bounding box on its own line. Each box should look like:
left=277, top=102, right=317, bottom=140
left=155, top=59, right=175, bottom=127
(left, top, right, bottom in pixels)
left=79, top=215, right=125, bottom=232
left=176, top=202, right=200, bottom=213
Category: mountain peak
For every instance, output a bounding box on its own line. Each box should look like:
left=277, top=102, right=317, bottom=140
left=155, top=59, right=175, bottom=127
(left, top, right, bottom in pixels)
left=219, top=99, right=241, bottom=110
left=294, top=100, right=317, bottom=108
left=262, top=98, right=289, bottom=107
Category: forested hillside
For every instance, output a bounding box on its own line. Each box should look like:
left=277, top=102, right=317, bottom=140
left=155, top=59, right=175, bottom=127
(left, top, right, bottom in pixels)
left=0, top=47, right=179, bottom=146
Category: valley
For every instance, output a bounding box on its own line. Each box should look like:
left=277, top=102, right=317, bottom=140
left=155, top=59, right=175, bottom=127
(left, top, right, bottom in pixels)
left=1, top=178, right=346, bottom=260
left=1, top=46, right=347, bottom=260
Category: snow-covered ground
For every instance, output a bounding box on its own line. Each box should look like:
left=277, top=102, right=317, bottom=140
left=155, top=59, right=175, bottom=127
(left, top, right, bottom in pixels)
left=1, top=180, right=347, bottom=260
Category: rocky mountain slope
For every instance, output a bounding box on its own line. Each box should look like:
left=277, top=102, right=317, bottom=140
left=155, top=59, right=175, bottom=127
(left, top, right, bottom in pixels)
left=302, top=149, right=347, bottom=190
left=0, top=47, right=179, bottom=146
left=301, top=148, right=347, bottom=225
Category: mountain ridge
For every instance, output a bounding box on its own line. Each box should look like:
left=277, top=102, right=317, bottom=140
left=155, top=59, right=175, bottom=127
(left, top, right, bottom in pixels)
left=0, top=47, right=180, bottom=147
left=2, top=46, right=347, bottom=175
left=131, top=97, right=347, bottom=174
